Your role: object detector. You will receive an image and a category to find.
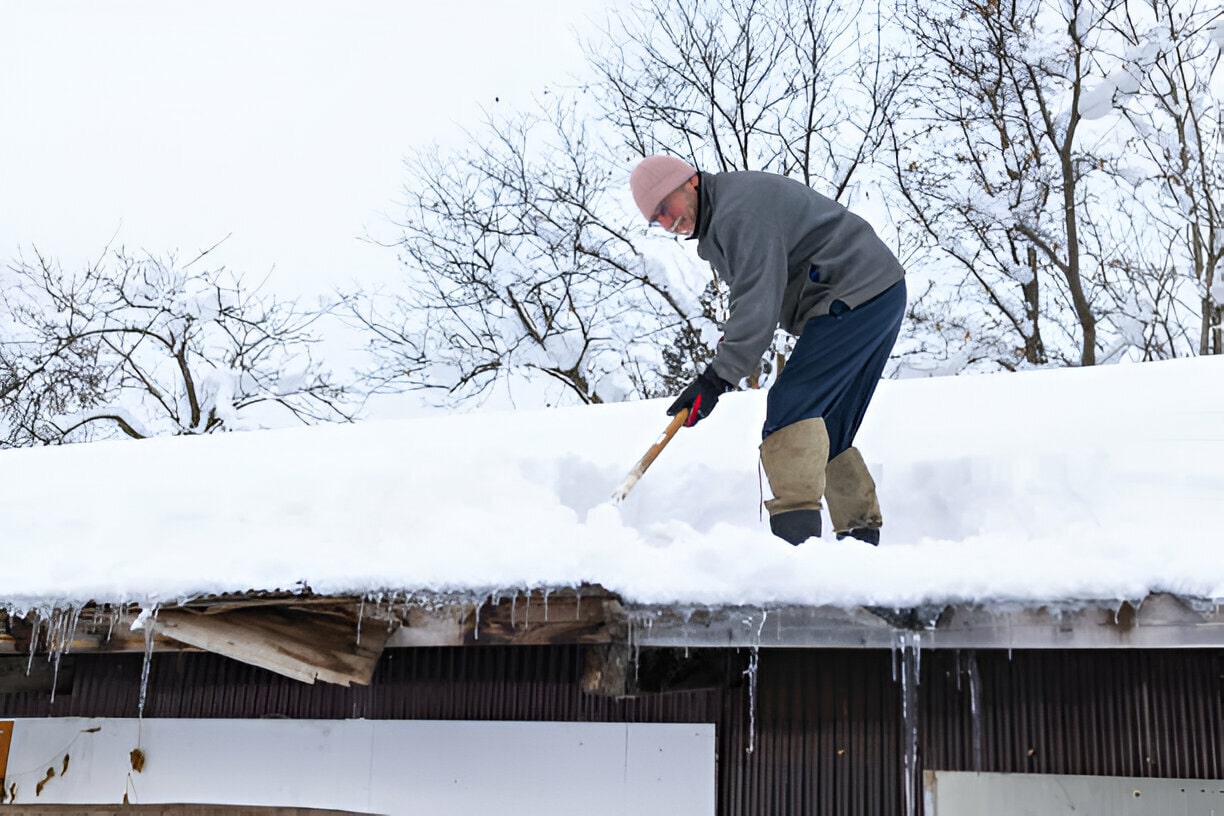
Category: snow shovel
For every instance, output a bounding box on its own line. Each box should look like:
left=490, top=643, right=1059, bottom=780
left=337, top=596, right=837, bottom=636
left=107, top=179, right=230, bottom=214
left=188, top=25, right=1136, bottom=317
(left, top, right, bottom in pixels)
left=612, top=407, right=689, bottom=503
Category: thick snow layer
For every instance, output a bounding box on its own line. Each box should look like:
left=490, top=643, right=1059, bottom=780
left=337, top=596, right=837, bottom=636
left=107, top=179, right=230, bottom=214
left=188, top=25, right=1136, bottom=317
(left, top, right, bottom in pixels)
left=2, top=357, right=1221, bottom=610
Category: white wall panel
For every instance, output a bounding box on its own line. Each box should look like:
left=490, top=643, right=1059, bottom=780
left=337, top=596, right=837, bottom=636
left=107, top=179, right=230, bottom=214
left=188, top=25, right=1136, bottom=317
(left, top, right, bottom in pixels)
left=925, top=770, right=1224, bottom=816
left=3, top=718, right=715, bottom=816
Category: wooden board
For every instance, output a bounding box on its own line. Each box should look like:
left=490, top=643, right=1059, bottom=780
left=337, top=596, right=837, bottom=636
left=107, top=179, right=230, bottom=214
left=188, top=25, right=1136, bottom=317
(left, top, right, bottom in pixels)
left=0, top=586, right=628, bottom=667
left=153, top=605, right=389, bottom=687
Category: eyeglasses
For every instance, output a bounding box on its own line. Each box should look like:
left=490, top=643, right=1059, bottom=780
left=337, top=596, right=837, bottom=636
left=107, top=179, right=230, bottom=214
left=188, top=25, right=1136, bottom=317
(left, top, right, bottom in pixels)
left=649, top=200, right=669, bottom=225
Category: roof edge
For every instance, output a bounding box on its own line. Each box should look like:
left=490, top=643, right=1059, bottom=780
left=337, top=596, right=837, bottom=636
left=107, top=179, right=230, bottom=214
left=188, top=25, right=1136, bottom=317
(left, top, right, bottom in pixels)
left=624, top=592, right=1224, bottom=650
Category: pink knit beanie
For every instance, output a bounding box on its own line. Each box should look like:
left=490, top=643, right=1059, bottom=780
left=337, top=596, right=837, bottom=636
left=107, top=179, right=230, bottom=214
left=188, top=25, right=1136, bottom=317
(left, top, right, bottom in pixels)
left=629, top=155, right=698, bottom=221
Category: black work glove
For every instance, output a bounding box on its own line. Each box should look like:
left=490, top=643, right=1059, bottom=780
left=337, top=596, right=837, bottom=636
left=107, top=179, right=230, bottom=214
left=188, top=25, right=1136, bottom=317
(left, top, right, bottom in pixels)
left=667, top=367, right=734, bottom=427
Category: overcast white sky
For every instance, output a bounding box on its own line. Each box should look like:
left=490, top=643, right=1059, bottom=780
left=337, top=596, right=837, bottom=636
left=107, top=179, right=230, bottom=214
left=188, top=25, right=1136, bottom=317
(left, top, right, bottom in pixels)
left=0, top=0, right=611, bottom=297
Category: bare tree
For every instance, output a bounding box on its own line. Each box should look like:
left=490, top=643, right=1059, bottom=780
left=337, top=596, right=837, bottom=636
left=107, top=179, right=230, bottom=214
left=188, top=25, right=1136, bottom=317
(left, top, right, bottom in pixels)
left=0, top=244, right=354, bottom=446
left=348, top=97, right=717, bottom=408
left=590, top=0, right=907, bottom=197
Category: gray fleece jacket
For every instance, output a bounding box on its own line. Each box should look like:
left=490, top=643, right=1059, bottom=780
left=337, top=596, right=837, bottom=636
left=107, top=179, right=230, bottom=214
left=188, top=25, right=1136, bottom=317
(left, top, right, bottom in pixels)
left=694, top=170, right=905, bottom=384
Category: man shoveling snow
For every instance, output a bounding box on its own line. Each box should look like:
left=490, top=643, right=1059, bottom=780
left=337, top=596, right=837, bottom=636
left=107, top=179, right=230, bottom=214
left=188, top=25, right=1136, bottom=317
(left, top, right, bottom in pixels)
left=630, top=155, right=906, bottom=546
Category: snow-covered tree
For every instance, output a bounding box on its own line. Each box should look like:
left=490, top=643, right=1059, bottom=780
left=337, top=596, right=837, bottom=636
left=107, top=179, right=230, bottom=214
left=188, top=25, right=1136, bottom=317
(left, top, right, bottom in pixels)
left=0, top=245, right=354, bottom=446
left=362, top=0, right=1218, bottom=405
left=355, top=0, right=913, bottom=411
left=578, top=0, right=913, bottom=386
left=890, top=0, right=1221, bottom=370
left=1095, top=0, right=1223, bottom=356
left=889, top=0, right=1134, bottom=370
left=349, top=98, right=718, bottom=407
left=589, top=0, right=908, bottom=197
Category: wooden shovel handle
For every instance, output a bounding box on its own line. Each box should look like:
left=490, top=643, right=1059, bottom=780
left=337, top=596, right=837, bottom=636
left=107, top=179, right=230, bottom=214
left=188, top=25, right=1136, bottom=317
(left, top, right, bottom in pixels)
left=612, top=408, right=689, bottom=502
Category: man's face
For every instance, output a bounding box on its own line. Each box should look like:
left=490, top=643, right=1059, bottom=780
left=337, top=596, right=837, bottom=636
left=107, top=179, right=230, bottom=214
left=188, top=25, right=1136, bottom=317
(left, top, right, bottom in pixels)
left=650, top=176, right=698, bottom=237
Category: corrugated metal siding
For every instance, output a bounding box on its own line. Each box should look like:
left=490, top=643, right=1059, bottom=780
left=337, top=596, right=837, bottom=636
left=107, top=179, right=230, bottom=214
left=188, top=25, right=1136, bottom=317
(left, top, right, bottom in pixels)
left=922, top=649, right=1223, bottom=780
left=0, top=647, right=733, bottom=723
left=0, top=647, right=1219, bottom=816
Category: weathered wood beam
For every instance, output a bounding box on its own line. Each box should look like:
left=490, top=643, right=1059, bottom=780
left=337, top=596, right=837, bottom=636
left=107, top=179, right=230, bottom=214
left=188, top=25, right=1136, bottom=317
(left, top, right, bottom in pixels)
left=0, top=606, right=160, bottom=655
left=462, top=591, right=621, bottom=645
left=0, top=587, right=629, bottom=657
left=581, top=643, right=632, bottom=697
left=385, top=588, right=626, bottom=647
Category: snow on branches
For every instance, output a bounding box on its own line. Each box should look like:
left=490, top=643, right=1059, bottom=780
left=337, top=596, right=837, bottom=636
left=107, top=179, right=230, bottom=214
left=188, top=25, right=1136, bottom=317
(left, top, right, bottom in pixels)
left=0, top=244, right=355, bottom=446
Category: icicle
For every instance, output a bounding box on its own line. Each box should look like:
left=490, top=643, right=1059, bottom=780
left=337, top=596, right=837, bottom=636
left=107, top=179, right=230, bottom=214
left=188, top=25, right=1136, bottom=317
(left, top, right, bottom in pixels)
left=754, top=608, right=768, bottom=644
left=574, top=588, right=581, bottom=621
left=542, top=588, right=550, bottom=622
left=628, top=616, right=639, bottom=687
left=43, top=610, right=62, bottom=658
left=890, top=630, right=899, bottom=683
left=26, top=612, right=41, bottom=677
left=968, top=650, right=983, bottom=773
left=622, top=609, right=660, bottom=688
left=47, top=607, right=82, bottom=705
left=67, top=605, right=83, bottom=654
left=510, top=592, right=518, bottom=630
left=355, top=597, right=364, bottom=647
left=137, top=608, right=159, bottom=720
left=49, top=649, right=62, bottom=704
left=523, top=587, right=530, bottom=630
left=743, top=646, right=760, bottom=754
left=737, top=609, right=768, bottom=756
left=682, top=608, right=695, bottom=659
left=899, top=631, right=922, bottom=816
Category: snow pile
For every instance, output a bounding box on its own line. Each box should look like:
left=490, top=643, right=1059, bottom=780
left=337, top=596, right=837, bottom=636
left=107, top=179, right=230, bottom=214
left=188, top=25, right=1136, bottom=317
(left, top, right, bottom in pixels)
left=1, top=357, right=1221, bottom=610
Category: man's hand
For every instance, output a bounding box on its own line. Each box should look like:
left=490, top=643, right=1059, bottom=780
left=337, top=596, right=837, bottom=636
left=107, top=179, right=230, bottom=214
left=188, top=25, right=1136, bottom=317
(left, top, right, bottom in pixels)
left=667, top=367, right=734, bottom=427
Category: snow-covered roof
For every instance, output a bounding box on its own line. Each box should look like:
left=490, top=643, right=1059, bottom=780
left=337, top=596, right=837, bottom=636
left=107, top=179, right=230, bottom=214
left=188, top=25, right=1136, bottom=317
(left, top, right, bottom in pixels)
left=2, top=357, right=1221, bottom=615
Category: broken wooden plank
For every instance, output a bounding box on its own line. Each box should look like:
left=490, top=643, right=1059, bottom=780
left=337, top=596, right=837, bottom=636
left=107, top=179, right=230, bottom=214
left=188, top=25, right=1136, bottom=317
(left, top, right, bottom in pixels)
left=0, top=586, right=628, bottom=658
left=153, top=605, right=389, bottom=687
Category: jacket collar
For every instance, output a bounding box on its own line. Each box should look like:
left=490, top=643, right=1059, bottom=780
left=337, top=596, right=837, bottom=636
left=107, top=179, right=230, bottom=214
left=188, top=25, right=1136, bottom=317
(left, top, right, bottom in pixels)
left=691, top=171, right=711, bottom=241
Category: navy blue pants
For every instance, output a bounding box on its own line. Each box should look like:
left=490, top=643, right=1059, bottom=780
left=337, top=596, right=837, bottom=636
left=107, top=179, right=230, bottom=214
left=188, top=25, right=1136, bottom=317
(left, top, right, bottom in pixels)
left=763, top=278, right=906, bottom=458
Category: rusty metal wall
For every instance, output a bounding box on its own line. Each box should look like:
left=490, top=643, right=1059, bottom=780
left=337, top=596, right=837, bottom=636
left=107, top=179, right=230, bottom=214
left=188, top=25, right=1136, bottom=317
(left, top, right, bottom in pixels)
left=0, top=647, right=1219, bottom=815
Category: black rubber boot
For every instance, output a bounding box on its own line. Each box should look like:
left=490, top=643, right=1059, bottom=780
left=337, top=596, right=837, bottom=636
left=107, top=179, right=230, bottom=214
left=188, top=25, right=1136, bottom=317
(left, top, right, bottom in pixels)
left=769, top=509, right=823, bottom=546
left=837, top=527, right=880, bottom=546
